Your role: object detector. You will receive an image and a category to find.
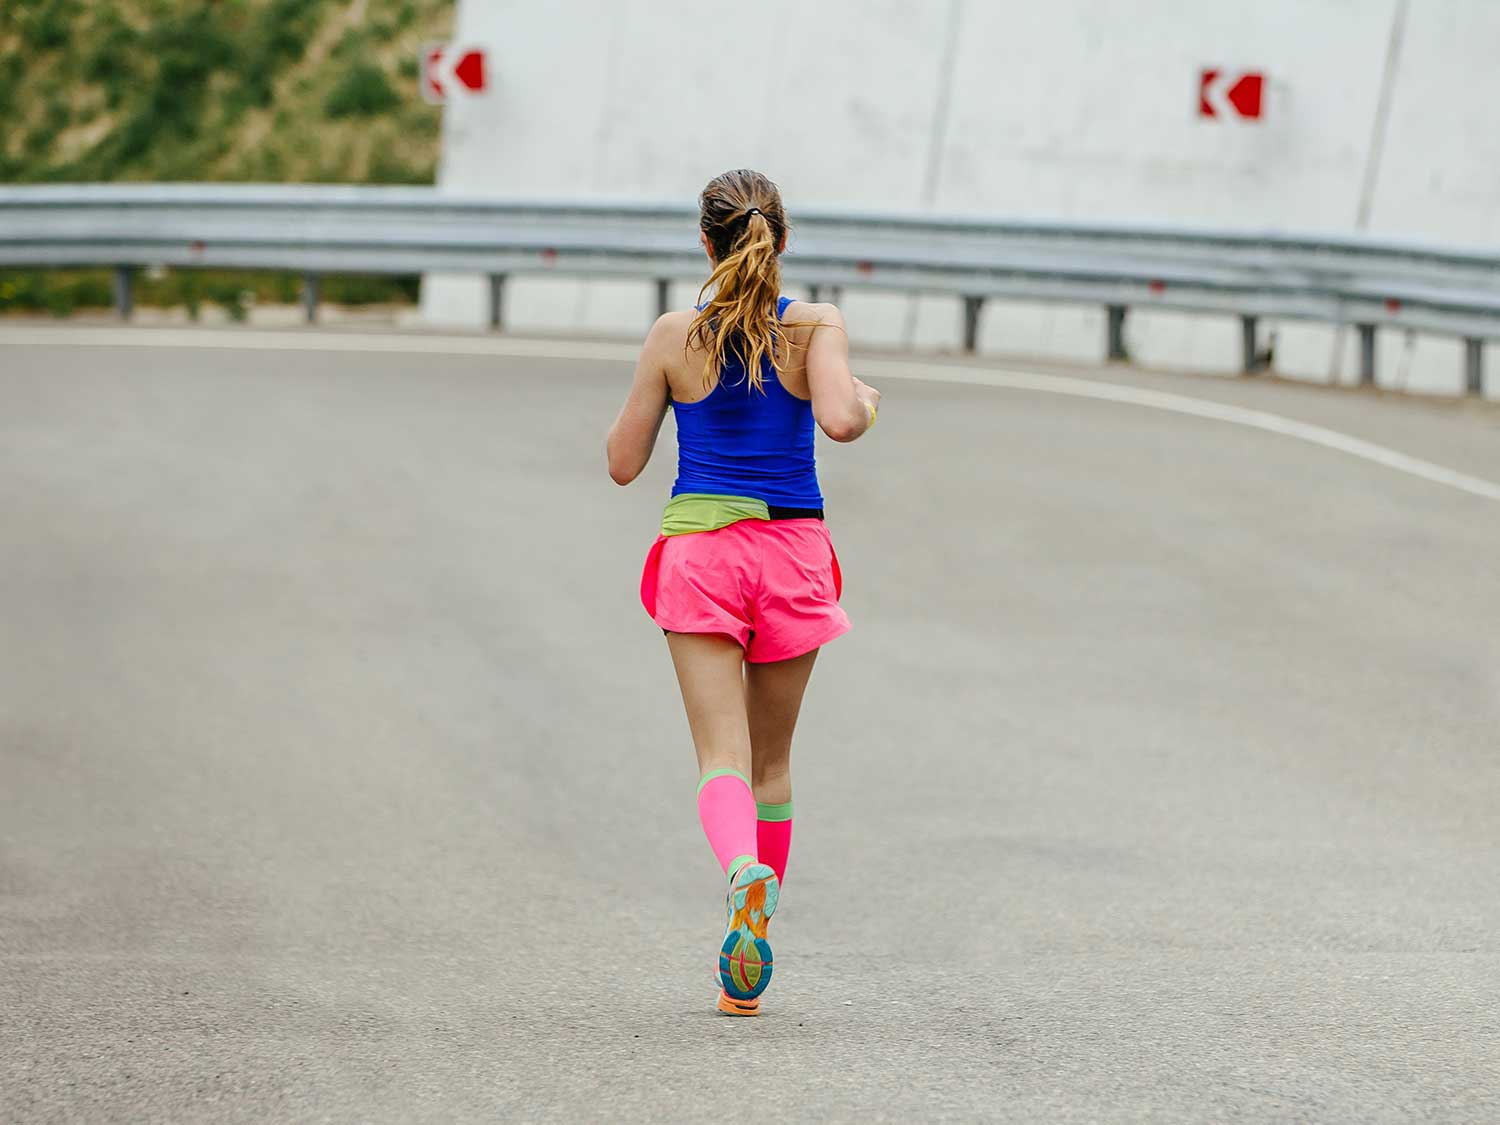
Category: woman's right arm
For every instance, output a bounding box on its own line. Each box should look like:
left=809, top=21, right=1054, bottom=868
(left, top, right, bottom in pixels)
left=804, top=305, right=879, bottom=442
left=605, top=315, right=674, bottom=484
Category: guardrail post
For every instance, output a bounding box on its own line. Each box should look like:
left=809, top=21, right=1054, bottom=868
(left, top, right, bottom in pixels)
left=487, top=273, right=506, bottom=330
left=655, top=278, right=670, bottom=319
left=1464, top=338, right=1484, bottom=396
left=1106, top=305, right=1128, bottom=361
left=1357, top=323, right=1376, bottom=386
left=113, top=266, right=133, bottom=322
left=1240, top=315, right=1258, bottom=373
left=809, top=285, right=821, bottom=303
left=962, top=296, right=984, bottom=353
left=302, top=273, right=320, bottom=324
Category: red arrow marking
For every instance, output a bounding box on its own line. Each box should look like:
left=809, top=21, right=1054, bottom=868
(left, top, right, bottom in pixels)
left=1226, top=73, right=1263, bottom=119
left=1198, top=69, right=1219, bottom=117
left=425, top=47, right=445, bottom=100
left=452, top=50, right=486, bottom=92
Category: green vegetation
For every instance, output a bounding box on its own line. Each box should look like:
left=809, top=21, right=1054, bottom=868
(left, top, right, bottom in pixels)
left=325, top=62, right=401, bottom=117
left=0, top=268, right=421, bottom=318
left=0, top=269, right=114, bottom=317
left=0, top=0, right=452, bottom=183
left=0, top=0, right=453, bottom=314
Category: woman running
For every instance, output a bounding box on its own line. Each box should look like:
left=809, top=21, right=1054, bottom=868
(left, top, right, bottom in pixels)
left=607, top=169, right=880, bottom=1016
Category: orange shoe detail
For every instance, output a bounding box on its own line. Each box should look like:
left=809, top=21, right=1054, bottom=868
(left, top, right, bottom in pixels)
left=730, top=876, right=771, bottom=939
left=717, top=990, right=760, bottom=1016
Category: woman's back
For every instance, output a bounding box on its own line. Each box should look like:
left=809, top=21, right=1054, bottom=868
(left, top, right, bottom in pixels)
left=667, top=295, right=822, bottom=510
left=662, top=298, right=815, bottom=406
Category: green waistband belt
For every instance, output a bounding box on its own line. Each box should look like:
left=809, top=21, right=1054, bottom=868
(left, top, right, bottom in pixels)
left=661, top=493, right=824, bottom=536
left=661, top=493, right=770, bottom=536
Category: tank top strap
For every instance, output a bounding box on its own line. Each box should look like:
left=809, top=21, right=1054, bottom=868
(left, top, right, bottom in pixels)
left=697, top=296, right=794, bottom=318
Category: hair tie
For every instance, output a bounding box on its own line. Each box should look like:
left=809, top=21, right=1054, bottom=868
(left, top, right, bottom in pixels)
left=743, top=207, right=762, bottom=220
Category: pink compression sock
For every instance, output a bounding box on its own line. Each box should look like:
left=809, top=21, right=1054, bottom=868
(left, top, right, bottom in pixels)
left=696, top=769, right=759, bottom=880
left=756, top=800, right=793, bottom=884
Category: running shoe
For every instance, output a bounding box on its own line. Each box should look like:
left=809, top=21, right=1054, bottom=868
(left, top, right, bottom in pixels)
left=718, top=862, right=779, bottom=1006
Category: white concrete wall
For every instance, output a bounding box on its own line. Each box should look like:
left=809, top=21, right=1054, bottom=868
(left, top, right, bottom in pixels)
left=423, top=0, right=1500, bottom=398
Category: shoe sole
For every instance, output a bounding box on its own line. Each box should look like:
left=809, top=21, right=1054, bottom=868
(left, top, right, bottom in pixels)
left=717, top=991, right=760, bottom=1016
left=718, top=862, right=779, bottom=1002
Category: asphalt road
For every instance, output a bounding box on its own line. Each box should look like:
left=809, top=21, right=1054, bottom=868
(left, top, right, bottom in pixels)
left=2, top=327, right=1498, bottom=1122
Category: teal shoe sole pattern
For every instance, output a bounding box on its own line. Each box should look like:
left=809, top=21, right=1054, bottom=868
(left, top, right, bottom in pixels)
left=719, top=862, right=779, bottom=1001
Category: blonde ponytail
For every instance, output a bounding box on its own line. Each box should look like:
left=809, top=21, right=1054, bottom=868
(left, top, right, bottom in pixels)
left=688, top=170, right=791, bottom=394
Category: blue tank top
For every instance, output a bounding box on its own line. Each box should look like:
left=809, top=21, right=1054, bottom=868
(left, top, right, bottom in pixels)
left=670, top=296, right=823, bottom=509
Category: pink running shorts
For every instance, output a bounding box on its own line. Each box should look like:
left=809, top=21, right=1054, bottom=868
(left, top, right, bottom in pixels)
left=640, top=518, right=850, bottom=663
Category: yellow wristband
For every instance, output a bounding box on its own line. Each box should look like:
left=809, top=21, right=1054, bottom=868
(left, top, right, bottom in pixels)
left=864, top=401, right=878, bottom=428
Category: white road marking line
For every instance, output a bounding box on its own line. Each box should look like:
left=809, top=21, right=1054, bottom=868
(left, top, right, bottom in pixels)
left=0, top=324, right=642, bottom=362
left=855, top=357, right=1500, bottom=504
left=6, top=324, right=1499, bottom=503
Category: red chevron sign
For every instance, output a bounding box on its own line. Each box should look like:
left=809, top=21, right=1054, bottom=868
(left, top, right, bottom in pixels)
left=422, top=44, right=487, bottom=104
left=1199, top=70, right=1264, bottom=120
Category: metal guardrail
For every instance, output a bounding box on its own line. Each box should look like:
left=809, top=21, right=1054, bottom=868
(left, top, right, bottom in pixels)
left=2, top=183, right=1498, bottom=393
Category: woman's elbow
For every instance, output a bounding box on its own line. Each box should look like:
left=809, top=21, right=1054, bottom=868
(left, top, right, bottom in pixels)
left=607, top=452, right=638, bottom=485
left=606, top=441, right=640, bottom=484
left=819, top=413, right=861, bottom=443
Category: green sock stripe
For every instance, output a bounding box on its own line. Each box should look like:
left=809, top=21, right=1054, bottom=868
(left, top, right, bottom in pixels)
left=756, top=800, right=794, bottom=822
left=727, top=854, right=756, bottom=882
left=696, top=767, right=749, bottom=795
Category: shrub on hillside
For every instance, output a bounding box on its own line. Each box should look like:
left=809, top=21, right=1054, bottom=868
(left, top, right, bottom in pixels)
left=16, top=0, right=76, bottom=51
left=324, top=63, right=399, bottom=118
left=82, top=11, right=140, bottom=108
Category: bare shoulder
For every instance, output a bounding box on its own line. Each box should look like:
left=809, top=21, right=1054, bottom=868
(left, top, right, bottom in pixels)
left=780, top=301, right=846, bottom=345
left=782, top=300, right=843, bottom=325
left=645, top=309, right=696, bottom=352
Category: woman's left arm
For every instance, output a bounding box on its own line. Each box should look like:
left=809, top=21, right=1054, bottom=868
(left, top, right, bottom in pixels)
left=606, top=315, right=674, bottom=485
